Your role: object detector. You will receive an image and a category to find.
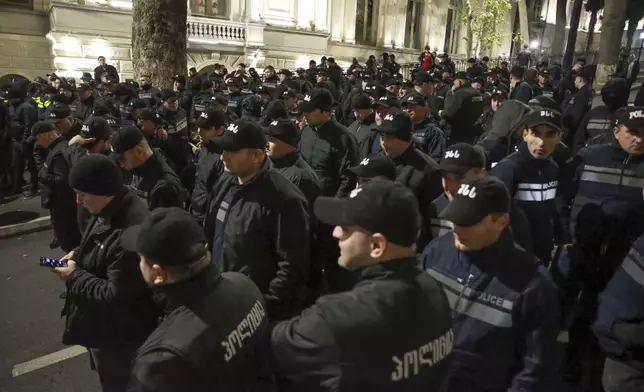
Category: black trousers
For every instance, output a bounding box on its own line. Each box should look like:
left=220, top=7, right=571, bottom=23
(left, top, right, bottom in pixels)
left=11, top=140, right=38, bottom=192
left=50, top=207, right=81, bottom=253
left=89, top=344, right=139, bottom=392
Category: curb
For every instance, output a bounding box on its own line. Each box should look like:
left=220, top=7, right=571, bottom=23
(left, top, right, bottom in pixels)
left=0, top=216, right=52, bottom=240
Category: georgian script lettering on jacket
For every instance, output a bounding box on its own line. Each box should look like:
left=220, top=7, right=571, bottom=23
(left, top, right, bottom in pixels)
left=221, top=300, right=266, bottom=362
left=391, top=329, right=454, bottom=381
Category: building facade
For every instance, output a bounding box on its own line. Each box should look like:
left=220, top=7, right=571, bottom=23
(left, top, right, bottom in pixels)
left=0, top=0, right=470, bottom=82
left=0, top=0, right=642, bottom=83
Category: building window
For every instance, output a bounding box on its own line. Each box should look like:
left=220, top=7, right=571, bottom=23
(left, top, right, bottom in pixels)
left=404, top=0, right=423, bottom=49
left=0, top=0, right=32, bottom=6
left=190, top=0, right=226, bottom=17
left=355, top=0, right=376, bottom=45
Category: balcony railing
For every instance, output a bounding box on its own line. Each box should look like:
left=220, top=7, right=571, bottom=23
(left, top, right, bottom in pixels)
left=187, top=16, right=246, bottom=45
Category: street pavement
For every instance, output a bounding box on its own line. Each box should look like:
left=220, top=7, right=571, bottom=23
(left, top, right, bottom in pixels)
left=0, top=230, right=100, bottom=392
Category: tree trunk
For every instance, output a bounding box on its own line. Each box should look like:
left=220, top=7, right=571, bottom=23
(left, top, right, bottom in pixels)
left=596, top=0, right=629, bottom=86
left=585, top=11, right=598, bottom=57
left=132, top=0, right=188, bottom=89
left=625, top=17, right=639, bottom=49
left=563, top=0, right=583, bottom=69
left=551, top=0, right=568, bottom=55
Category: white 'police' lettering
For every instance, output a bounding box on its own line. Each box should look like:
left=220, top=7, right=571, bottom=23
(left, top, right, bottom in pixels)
left=360, top=158, right=370, bottom=166
left=270, top=120, right=278, bottom=126
left=540, top=110, right=555, bottom=118
left=303, top=95, right=311, bottom=102
left=350, top=188, right=362, bottom=198
left=457, top=184, right=477, bottom=198
left=379, top=96, right=388, bottom=101
left=445, top=150, right=460, bottom=159
left=228, top=124, right=239, bottom=133
left=221, top=300, right=266, bottom=362
left=391, top=329, right=453, bottom=381
left=384, top=114, right=394, bottom=121
left=82, top=124, right=90, bottom=133
left=200, top=112, right=208, bottom=118
left=629, top=110, right=644, bottom=120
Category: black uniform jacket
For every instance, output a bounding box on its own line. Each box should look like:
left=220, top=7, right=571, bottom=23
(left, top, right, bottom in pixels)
left=271, top=258, right=454, bottom=392
left=128, top=266, right=269, bottom=392
left=299, top=118, right=358, bottom=197
left=205, top=157, right=311, bottom=320
left=62, top=187, right=159, bottom=348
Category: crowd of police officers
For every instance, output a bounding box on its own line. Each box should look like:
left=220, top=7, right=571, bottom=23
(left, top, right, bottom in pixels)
left=1, top=50, right=644, bottom=391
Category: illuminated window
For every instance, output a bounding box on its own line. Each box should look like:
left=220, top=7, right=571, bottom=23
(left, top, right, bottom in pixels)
left=404, top=0, right=423, bottom=49
left=355, top=0, right=376, bottom=45
left=190, top=0, right=226, bottom=17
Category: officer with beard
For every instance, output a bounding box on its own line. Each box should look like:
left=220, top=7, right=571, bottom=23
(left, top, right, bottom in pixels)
left=190, top=109, right=226, bottom=226
left=111, top=126, right=186, bottom=210
left=137, top=75, right=162, bottom=108
left=573, top=77, right=630, bottom=153
left=157, top=90, right=192, bottom=179
left=403, top=93, right=446, bottom=161
left=137, top=109, right=169, bottom=151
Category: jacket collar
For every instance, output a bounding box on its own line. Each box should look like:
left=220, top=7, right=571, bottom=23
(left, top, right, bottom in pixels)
left=270, top=151, right=299, bottom=168
left=313, top=118, right=336, bottom=133
left=96, top=186, right=131, bottom=220
left=358, top=257, right=420, bottom=283
left=152, top=264, right=223, bottom=314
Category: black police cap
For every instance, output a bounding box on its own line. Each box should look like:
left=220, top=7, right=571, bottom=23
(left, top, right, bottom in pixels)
left=121, top=207, right=208, bottom=266
left=440, top=176, right=511, bottom=227
left=212, top=120, right=267, bottom=152
left=347, top=154, right=396, bottom=181
left=314, top=181, right=420, bottom=247
left=439, top=143, right=485, bottom=175
left=265, top=118, right=300, bottom=147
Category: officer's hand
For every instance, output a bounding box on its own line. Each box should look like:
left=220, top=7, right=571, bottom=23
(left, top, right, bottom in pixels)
left=53, top=260, right=77, bottom=282
left=69, top=135, right=96, bottom=146
left=60, top=250, right=75, bottom=262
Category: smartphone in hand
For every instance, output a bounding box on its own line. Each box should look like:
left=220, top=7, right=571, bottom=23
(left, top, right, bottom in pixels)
left=39, top=257, right=68, bottom=268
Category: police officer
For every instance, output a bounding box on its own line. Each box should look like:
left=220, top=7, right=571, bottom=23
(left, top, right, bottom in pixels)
left=572, top=77, right=630, bottom=153
left=137, top=75, right=161, bottom=108
left=48, top=103, right=83, bottom=141
left=111, top=126, right=186, bottom=210
left=74, top=83, right=95, bottom=122
left=440, top=71, right=484, bottom=145
left=347, top=93, right=379, bottom=160
left=205, top=119, right=311, bottom=320
left=171, top=74, right=193, bottom=117
left=122, top=207, right=268, bottom=392
left=402, top=93, right=446, bottom=161
left=190, top=109, right=226, bottom=226
left=560, top=107, right=644, bottom=384
left=427, top=143, right=533, bottom=253
left=377, top=111, right=442, bottom=249
left=53, top=154, right=158, bottom=391
left=299, top=88, right=359, bottom=197
left=593, top=168, right=644, bottom=391
left=509, top=66, right=533, bottom=104
left=421, top=176, right=559, bottom=392
left=271, top=181, right=454, bottom=391
left=6, top=87, right=38, bottom=196
left=562, top=65, right=594, bottom=147
left=157, top=89, right=192, bottom=178
left=491, top=107, right=564, bottom=263
left=262, top=65, right=280, bottom=91
left=537, top=69, right=555, bottom=100
left=93, top=56, right=119, bottom=84
left=30, top=121, right=80, bottom=251
left=191, top=80, right=216, bottom=122
left=347, top=153, right=397, bottom=186
left=224, top=77, right=246, bottom=119
left=137, top=109, right=169, bottom=151
left=266, top=118, right=320, bottom=207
